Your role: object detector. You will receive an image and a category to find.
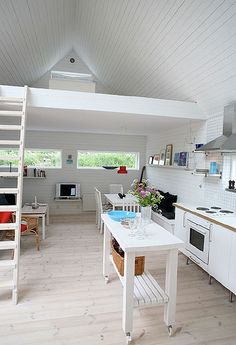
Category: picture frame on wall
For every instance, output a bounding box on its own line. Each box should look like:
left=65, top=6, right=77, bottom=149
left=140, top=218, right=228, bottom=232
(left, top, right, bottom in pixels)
left=164, top=144, right=173, bottom=165
left=159, top=149, right=165, bottom=166
left=148, top=155, right=154, bottom=164
left=178, top=152, right=188, bottom=166
left=153, top=154, right=160, bottom=165
left=173, top=152, right=180, bottom=166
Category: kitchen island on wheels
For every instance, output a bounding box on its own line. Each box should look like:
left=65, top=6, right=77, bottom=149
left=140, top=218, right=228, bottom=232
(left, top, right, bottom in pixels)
left=101, top=213, right=184, bottom=344
left=174, top=203, right=236, bottom=302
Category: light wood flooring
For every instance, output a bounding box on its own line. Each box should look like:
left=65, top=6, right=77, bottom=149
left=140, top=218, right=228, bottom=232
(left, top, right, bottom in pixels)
left=0, top=213, right=236, bottom=345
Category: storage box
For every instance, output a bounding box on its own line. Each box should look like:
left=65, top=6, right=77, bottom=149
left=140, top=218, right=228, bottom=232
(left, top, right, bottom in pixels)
left=111, top=243, right=145, bottom=276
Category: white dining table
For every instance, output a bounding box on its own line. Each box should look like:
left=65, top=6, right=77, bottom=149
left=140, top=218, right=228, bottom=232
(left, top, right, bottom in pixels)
left=21, top=204, right=49, bottom=240
left=104, top=193, right=138, bottom=210
left=101, top=213, right=184, bottom=343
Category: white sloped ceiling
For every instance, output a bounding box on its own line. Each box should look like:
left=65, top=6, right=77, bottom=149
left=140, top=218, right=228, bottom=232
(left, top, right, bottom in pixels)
left=0, top=0, right=75, bottom=86
left=0, top=0, right=236, bottom=112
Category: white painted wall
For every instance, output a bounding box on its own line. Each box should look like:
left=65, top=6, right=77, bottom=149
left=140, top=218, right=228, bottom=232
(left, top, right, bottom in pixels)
left=146, top=113, right=236, bottom=210
left=33, top=50, right=111, bottom=94
left=1, top=130, right=146, bottom=215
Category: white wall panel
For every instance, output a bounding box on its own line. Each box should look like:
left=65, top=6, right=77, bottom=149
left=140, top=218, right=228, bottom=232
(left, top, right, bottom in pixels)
left=0, top=130, right=146, bottom=215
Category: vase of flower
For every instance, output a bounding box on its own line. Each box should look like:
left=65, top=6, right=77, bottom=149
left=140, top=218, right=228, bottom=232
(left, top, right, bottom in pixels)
left=141, top=205, right=152, bottom=222
left=129, top=179, right=164, bottom=225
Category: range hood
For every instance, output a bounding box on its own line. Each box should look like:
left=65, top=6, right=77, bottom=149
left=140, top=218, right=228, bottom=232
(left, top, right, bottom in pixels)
left=196, top=103, right=236, bottom=152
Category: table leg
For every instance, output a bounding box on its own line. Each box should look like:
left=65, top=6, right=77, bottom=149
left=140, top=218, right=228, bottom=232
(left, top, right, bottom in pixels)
left=103, top=225, right=111, bottom=282
left=42, top=215, right=46, bottom=240
left=46, top=206, right=49, bottom=225
left=164, top=248, right=178, bottom=327
left=122, top=252, right=135, bottom=337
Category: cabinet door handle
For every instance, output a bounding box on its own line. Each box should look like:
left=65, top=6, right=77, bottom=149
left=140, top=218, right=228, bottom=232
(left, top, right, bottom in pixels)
left=189, top=255, right=200, bottom=265
left=183, top=211, right=186, bottom=228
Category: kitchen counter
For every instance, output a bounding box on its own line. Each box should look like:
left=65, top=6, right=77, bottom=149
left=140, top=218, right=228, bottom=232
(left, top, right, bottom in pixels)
left=173, top=203, right=236, bottom=232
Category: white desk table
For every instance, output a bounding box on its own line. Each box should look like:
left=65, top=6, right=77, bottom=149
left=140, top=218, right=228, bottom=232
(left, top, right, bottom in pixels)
left=21, top=204, right=49, bottom=240
left=104, top=193, right=138, bottom=210
left=101, top=213, right=184, bottom=343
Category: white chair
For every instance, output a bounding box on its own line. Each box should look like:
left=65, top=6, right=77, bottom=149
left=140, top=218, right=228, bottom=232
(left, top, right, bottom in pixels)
left=94, top=187, right=112, bottom=233
left=109, top=184, right=124, bottom=194
left=122, top=201, right=140, bottom=212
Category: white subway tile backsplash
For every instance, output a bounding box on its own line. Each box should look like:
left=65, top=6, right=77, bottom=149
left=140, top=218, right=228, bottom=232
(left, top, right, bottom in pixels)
left=146, top=114, right=236, bottom=210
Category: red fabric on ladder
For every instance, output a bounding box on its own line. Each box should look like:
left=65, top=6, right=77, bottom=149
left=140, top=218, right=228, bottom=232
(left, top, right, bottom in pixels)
left=0, top=212, right=12, bottom=223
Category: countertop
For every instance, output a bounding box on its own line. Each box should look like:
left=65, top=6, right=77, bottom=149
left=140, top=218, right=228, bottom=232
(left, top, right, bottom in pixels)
left=173, top=202, right=236, bottom=232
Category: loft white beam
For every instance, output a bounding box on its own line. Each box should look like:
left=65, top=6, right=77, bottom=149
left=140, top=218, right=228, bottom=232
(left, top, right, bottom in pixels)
left=0, top=85, right=205, bottom=120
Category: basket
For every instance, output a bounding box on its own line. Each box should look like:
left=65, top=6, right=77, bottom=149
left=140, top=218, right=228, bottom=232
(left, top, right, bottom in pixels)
left=111, top=243, right=145, bottom=276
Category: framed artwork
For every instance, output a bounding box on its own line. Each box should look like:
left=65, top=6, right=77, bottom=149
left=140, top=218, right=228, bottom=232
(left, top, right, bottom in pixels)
left=178, top=152, right=188, bottom=166
left=148, top=155, right=154, bottom=164
left=153, top=154, right=160, bottom=165
left=164, top=144, right=173, bottom=165
left=173, top=152, right=180, bottom=166
left=159, top=149, right=165, bottom=166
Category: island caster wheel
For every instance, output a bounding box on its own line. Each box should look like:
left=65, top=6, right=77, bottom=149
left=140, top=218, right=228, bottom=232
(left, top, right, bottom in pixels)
left=126, top=332, right=132, bottom=344
left=104, top=276, right=109, bottom=284
left=167, top=325, right=173, bottom=337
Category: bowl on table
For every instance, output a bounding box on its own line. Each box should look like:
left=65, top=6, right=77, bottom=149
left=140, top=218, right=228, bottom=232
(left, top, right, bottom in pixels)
left=108, top=210, right=136, bottom=222
left=102, top=166, right=118, bottom=170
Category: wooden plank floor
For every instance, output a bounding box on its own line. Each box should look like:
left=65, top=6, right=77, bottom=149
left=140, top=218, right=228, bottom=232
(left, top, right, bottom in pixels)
left=0, top=213, right=236, bottom=345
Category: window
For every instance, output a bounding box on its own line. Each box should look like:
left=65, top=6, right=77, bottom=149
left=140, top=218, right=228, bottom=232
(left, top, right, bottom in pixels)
left=77, top=151, right=139, bottom=169
left=0, top=149, right=62, bottom=168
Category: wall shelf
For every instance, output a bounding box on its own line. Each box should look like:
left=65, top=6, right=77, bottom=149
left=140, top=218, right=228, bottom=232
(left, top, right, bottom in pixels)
left=1, top=176, right=46, bottom=179
left=54, top=198, right=81, bottom=202
left=225, top=188, right=236, bottom=193
left=192, top=171, right=222, bottom=178
left=146, top=164, right=192, bottom=171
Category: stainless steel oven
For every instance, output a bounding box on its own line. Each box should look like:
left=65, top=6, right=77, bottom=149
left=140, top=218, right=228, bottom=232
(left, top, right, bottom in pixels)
left=186, top=214, right=211, bottom=265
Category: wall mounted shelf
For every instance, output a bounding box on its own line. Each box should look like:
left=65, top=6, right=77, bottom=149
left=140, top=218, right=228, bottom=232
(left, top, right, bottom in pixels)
left=225, top=188, right=236, bottom=193
left=193, top=171, right=222, bottom=178
left=146, top=164, right=192, bottom=171
left=1, top=176, right=46, bottom=179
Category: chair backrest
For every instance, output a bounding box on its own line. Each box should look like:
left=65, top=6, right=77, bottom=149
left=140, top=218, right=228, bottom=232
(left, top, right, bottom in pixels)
left=94, top=187, right=103, bottom=213
left=122, top=202, right=140, bottom=212
left=109, top=184, right=124, bottom=194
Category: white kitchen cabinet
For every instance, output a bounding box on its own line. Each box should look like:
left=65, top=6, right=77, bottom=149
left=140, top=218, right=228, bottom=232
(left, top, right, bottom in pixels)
left=229, top=232, right=236, bottom=295
left=174, top=208, right=187, bottom=250
left=208, top=224, right=232, bottom=289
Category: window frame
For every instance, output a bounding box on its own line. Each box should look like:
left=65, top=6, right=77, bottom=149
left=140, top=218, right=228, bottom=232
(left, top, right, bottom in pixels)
left=0, top=148, right=62, bottom=169
left=77, top=150, right=140, bottom=170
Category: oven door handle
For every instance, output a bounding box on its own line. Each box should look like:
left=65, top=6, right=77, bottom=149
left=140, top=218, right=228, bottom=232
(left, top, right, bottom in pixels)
left=187, top=221, right=208, bottom=235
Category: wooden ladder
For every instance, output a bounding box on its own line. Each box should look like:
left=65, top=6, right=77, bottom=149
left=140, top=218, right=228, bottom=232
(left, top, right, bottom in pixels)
left=0, top=86, right=28, bottom=304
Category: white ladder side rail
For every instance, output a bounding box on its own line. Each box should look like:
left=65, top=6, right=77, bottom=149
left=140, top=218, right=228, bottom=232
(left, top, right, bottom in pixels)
left=12, top=85, right=28, bottom=304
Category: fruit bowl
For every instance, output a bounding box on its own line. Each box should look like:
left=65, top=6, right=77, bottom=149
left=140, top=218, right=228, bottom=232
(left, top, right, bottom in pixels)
left=102, top=166, right=118, bottom=170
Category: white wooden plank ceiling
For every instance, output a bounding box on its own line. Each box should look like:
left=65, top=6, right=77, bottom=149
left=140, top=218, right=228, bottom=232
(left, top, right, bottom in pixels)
left=0, top=0, right=236, bottom=112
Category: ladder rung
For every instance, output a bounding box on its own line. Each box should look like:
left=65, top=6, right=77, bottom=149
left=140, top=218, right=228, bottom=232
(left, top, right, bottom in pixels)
left=0, top=172, right=19, bottom=177
left=0, top=97, right=23, bottom=103
left=0, top=111, right=23, bottom=117
left=0, top=188, right=18, bottom=194
left=0, top=223, right=17, bottom=230
left=0, top=205, right=17, bottom=212
left=0, top=260, right=16, bottom=268
left=0, top=280, right=14, bottom=289
left=0, top=140, right=21, bottom=146
left=0, top=125, right=22, bottom=131
left=0, top=241, right=16, bottom=250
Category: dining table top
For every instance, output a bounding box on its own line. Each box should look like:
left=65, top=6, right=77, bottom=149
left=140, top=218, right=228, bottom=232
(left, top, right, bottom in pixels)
left=104, top=193, right=137, bottom=206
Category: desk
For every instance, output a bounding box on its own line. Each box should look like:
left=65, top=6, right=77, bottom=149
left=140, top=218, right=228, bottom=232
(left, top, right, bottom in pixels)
left=104, top=193, right=138, bottom=210
left=21, top=204, right=49, bottom=240
left=101, top=213, right=184, bottom=343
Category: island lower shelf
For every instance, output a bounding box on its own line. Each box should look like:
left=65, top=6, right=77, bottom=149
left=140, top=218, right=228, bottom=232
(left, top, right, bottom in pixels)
left=110, top=256, right=168, bottom=307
